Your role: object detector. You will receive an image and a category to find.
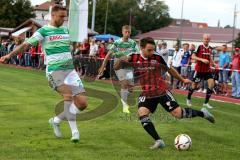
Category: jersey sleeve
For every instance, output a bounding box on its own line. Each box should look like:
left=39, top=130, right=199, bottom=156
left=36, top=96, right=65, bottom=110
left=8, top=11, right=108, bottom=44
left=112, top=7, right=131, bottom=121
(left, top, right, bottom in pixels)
left=196, top=45, right=201, bottom=57
left=133, top=41, right=140, bottom=52
left=26, top=29, right=44, bottom=46
left=109, top=42, right=117, bottom=53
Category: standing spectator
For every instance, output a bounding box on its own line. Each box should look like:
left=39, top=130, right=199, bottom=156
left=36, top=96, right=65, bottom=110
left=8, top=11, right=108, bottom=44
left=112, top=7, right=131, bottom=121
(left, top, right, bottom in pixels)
left=24, top=39, right=31, bottom=66
left=180, top=43, right=191, bottom=90
left=72, top=42, right=82, bottom=73
left=14, top=39, right=23, bottom=65
left=89, top=39, right=98, bottom=57
left=156, top=41, right=162, bottom=53
left=231, top=48, right=240, bottom=98
left=37, top=43, right=45, bottom=69
left=80, top=39, right=90, bottom=76
left=81, top=39, right=90, bottom=55
left=219, top=44, right=230, bottom=95
left=159, top=42, right=168, bottom=63
left=98, top=41, right=109, bottom=79
left=89, top=39, right=99, bottom=76
left=189, top=44, right=196, bottom=80
left=171, top=45, right=183, bottom=88
left=98, top=41, right=106, bottom=59
left=0, top=39, right=5, bottom=57
left=30, top=46, right=37, bottom=68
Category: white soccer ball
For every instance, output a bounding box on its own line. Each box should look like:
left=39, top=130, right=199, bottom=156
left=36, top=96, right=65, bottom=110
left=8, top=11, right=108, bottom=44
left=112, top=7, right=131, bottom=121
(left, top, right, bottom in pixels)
left=174, top=134, right=192, bottom=150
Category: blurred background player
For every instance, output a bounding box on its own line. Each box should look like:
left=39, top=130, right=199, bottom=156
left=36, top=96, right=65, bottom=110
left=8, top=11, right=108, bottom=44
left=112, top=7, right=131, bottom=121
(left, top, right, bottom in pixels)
left=186, top=34, right=215, bottom=109
left=98, top=25, right=139, bottom=114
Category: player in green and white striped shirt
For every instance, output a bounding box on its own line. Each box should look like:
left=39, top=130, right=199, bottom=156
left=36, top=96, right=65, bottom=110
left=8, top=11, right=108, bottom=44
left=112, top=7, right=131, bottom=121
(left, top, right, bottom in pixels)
left=0, top=5, right=87, bottom=143
left=99, top=25, right=139, bottom=114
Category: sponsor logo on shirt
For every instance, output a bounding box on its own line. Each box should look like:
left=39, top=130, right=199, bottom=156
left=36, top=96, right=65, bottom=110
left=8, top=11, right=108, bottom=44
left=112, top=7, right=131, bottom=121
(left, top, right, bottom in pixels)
left=202, top=52, right=210, bottom=55
left=49, top=35, right=69, bottom=41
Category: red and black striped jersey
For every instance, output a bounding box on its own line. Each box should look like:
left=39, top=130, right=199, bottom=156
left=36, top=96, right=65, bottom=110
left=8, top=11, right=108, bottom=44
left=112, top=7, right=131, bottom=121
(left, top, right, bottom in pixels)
left=129, top=52, right=170, bottom=97
left=195, top=44, right=212, bottom=73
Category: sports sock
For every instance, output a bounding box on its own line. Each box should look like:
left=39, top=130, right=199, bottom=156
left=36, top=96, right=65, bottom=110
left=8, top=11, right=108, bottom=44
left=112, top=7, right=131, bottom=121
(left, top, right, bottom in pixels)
left=120, top=89, right=129, bottom=108
left=187, top=87, right=194, bottom=100
left=53, top=101, right=71, bottom=124
left=205, top=88, right=213, bottom=104
left=67, top=102, right=80, bottom=134
left=140, top=115, right=161, bottom=140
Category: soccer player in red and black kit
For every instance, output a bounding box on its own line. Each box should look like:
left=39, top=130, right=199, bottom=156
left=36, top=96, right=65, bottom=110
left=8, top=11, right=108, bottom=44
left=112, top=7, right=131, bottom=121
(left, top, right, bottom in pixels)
left=115, top=37, right=215, bottom=149
left=186, top=34, right=215, bottom=109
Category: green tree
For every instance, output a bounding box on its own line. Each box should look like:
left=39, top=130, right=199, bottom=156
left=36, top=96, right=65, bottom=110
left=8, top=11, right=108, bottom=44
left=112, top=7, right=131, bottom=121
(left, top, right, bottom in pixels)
left=88, top=0, right=171, bottom=36
left=134, top=0, right=172, bottom=34
left=0, top=0, right=35, bottom=28
left=224, top=25, right=232, bottom=28
left=234, top=33, right=240, bottom=48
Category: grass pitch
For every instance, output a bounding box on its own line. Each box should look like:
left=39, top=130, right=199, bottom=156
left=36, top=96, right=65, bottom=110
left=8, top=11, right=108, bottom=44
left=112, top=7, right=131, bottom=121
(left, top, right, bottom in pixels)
left=0, top=64, right=239, bottom=160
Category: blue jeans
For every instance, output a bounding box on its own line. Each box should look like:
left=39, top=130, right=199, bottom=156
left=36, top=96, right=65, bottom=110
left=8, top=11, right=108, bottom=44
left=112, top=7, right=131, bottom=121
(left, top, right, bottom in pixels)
left=24, top=53, right=30, bottom=66
left=232, top=71, right=240, bottom=97
left=219, top=70, right=228, bottom=83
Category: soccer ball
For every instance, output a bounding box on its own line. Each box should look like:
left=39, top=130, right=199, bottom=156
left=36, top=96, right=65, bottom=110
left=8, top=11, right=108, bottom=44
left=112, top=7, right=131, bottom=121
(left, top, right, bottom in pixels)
left=174, top=134, right=192, bottom=150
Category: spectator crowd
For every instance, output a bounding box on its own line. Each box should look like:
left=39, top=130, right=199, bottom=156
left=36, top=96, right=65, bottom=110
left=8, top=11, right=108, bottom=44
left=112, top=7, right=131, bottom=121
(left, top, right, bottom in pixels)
left=1, top=37, right=240, bottom=99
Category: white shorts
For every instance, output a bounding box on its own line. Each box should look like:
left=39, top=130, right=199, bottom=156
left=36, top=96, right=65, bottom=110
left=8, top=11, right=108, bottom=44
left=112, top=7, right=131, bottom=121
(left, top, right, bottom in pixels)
left=115, top=69, right=134, bottom=84
left=47, top=69, right=85, bottom=95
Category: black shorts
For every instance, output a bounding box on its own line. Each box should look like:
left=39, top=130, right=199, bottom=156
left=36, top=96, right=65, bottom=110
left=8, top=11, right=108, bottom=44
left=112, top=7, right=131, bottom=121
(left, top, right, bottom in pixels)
left=192, top=71, right=213, bottom=83
left=138, top=90, right=179, bottom=113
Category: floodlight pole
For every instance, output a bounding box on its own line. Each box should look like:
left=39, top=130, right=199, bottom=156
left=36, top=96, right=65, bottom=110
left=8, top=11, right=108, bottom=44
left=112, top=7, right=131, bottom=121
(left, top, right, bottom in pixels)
left=91, top=0, right=96, bottom=31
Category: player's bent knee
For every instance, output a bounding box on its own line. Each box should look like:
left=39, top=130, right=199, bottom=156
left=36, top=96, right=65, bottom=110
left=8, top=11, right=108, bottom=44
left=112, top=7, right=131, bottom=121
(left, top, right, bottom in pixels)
left=138, top=107, right=150, bottom=117
left=74, top=95, right=88, bottom=111
left=170, top=107, right=182, bottom=119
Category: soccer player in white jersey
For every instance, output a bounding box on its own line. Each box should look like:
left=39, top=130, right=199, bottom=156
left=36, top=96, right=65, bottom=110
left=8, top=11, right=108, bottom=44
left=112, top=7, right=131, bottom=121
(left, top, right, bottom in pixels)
left=98, top=25, right=139, bottom=114
left=0, top=5, right=87, bottom=143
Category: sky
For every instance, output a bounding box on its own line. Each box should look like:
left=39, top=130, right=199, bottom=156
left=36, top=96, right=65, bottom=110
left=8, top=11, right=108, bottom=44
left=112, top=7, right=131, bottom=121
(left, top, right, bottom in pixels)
left=30, top=0, right=240, bottom=28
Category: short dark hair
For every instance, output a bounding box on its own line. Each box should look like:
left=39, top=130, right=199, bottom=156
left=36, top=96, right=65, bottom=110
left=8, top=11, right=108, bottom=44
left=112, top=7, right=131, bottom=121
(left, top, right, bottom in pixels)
left=162, top=42, right=167, bottom=46
left=51, top=4, right=66, bottom=13
left=140, top=37, right=155, bottom=48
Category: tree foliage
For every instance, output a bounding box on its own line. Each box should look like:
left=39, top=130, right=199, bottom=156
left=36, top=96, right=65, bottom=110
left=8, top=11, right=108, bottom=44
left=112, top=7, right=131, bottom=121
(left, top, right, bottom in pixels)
left=234, top=32, right=240, bottom=48
left=0, top=0, right=35, bottom=28
left=88, top=0, right=172, bottom=36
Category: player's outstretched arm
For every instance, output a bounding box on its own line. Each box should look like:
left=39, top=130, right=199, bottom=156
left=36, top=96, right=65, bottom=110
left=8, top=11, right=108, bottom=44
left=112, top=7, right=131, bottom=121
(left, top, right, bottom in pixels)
left=0, top=42, right=31, bottom=63
left=168, top=67, right=191, bottom=84
left=98, top=51, right=113, bottom=76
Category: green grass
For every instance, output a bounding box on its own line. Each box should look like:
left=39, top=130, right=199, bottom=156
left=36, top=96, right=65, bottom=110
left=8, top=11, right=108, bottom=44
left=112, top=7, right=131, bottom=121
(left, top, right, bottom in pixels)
left=0, top=64, right=240, bottom=160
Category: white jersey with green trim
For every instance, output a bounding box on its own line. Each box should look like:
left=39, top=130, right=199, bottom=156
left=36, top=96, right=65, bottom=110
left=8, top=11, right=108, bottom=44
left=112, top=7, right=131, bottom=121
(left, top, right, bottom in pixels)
left=109, top=38, right=139, bottom=58
left=27, top=24, right=74, bottom=73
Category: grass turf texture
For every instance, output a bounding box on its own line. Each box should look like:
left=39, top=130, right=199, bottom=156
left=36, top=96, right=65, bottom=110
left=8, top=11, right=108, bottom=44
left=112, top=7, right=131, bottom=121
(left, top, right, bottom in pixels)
left=0, top=64, right=239, bottom=160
